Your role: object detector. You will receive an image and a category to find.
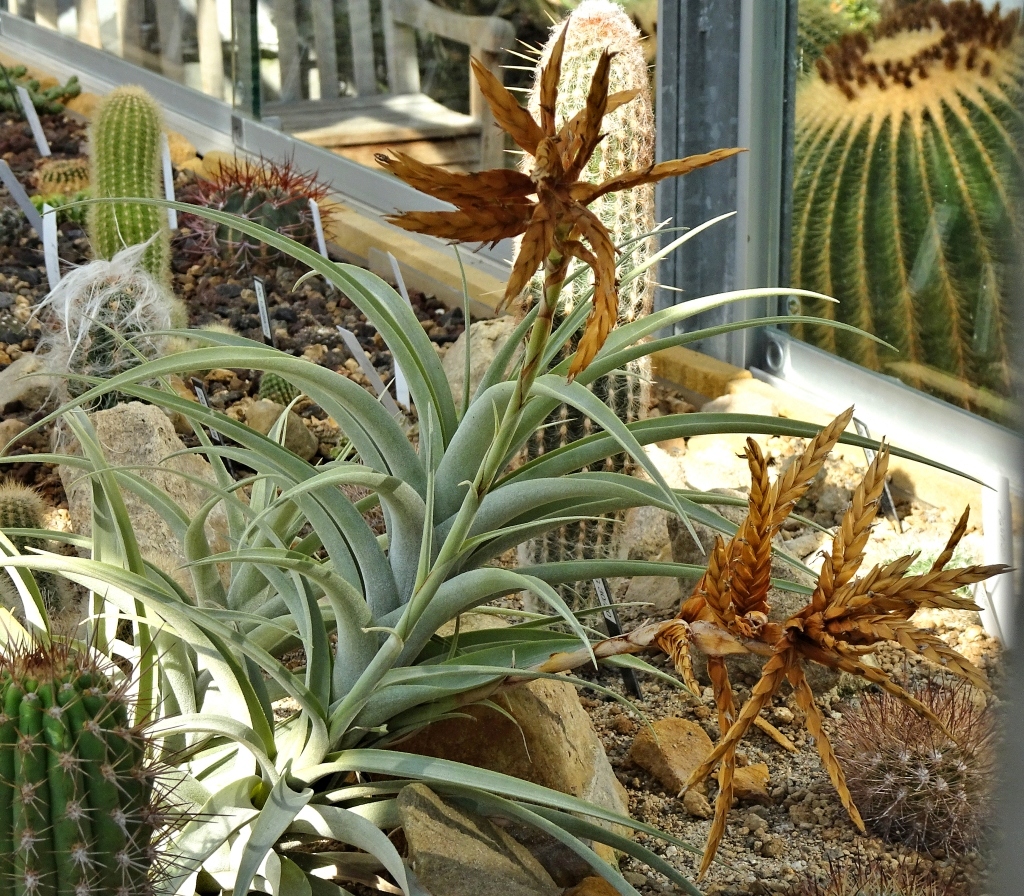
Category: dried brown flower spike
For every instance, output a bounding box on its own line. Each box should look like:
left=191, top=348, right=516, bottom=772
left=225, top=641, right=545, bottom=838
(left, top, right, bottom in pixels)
left=661, top=410, right=1009, bottom=876
left=376, top=15, right=742, bottom=379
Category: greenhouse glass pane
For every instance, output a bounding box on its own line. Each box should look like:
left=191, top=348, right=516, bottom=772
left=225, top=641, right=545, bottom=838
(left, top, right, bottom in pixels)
left=788, top=0, right=1023, bottom=425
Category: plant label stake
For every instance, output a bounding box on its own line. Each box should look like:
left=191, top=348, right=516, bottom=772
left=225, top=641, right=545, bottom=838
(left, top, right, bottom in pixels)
left=308, top=198, right=329, bottom=259
left=980, top=474, right=1014, bottom=646
left=160, top=133, right=177, bottom=230
left=41, top=204, right=60, bottom=289
left=336, top=326, right=403, bottom=419
left=592, top=577, right=643, bottom=698
left=15, top=86, right=50, bottom=157
left=386, top=252, right=411, bottom=409
left=254, top=277, right=274, bottom=346
left=191, top=377, right=236, bottom=476
left=0, top=161, right=43, bottom=233
left=853, top=417, right=901, bottom=532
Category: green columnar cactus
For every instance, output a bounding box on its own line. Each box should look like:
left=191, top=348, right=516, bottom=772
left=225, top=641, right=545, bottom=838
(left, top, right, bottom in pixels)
left=791, top=1, right=1023, bottom=419
left=87, top=86, right=170, bottom=286
left=258, top=371, right=302, bottom=405
left=0, top=642, right=162, bottom=895
left=517, top=0, right=656, bottom=607
left=0, top=483, right=70, bottom=615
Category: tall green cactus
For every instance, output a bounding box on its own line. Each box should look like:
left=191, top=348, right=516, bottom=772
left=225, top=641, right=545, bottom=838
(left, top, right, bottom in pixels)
left=88, top=86, right=170, bottom=286
left=0, top=483, right=69, bottom=615
left=518, top=0, right=656, bottom=606
left=0, top=642, right=162, bottom=895
left=791, top=1, right=1023, bottom=420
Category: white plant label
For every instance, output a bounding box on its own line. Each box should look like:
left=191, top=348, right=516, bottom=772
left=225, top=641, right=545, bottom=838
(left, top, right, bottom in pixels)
left=254, top=277, right=273, bottom=345
left=337, top=326, right=403, bottom=419
left=386, top=252, right=411, bottom=409
left=0, top=161, right=43, bottom=233
left=308, top=198, right=329, bottom=259
left=160, top=133, right=177, bottom=230
left=41, top=204, right=60, bottom=289
left=15, top=86, right=51, bottom=157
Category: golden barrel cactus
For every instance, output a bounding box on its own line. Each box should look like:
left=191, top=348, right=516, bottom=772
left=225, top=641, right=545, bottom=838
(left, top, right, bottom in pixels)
left=791, top=1, right=1023, bottom=419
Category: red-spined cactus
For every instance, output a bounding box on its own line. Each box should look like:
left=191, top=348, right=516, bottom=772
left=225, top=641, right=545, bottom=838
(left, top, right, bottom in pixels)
left=834, top=677, right=996, bottom=855
left=176, top=157, right=331, bottom=270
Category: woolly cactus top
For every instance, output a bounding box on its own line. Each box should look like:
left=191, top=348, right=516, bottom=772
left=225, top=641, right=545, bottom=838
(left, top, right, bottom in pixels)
left=801, top=1, right=1022, bottom=133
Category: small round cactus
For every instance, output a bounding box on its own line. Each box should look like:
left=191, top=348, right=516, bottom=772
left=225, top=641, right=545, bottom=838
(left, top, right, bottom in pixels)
left=176, top=157, right=331, bottom=270
left=0, top=482, right=70, bottom=617
left=0, top=641, right=167, bottom=895
left=258, top=371, right=302, bottom=406
left=834, top=677, right=995, bottom=855
left=794, top=856, right=968, bottom=896
left=34, top=159, right=90, bottom=197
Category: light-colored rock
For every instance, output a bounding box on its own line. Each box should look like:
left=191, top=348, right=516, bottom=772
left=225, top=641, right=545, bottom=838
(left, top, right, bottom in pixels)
left=627, top=717, right=713, bottom=792
left=0, top=354, right=56, bottom=413
left=733, top=763, right=771, bottom=803
left=683, top=787, right=713, bottom=818
left=564, top=877, right=620, bottom=896
left=400, top=676, right=631, bottom=844
left=621, top=504, right=672, bottom=562
left=441, top=316, right=518, bottom=403
left=700, top=389, right=778, bottom=418
left=398, top=784, right=559, bottom=896
left=667, top=494, right=839, bottom=694
left=59, top=402, right=230, bottom=598
left=623, top=574, right=684, bottom=614
left=0, top=419, right=29, bottom=453
left=679, top=434, right=753, bottom=491
left=244, top=399, right=318, bottom=461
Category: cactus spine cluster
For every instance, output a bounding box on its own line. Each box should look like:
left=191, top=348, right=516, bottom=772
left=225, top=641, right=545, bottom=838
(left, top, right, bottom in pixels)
left=88, top=86, right=171, bottom=286
left=258, top=371, right=302, bottom=405
left=0, top=643, right=162, bottom=895
left=0, top=483, right=69, bottom=616
left=0, top=66, right=80, bottom=114
left=834, top=678, right=995, bottom=854
left=791, top=1, right=1023, bottom=419
left=517, top=0, right=656, bottom=606
left=795, top=857, right=965, bottom=896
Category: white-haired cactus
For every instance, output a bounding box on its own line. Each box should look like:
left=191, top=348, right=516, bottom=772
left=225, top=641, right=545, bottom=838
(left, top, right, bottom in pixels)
left=791, top=1, right=1023, bottom=418
left=0, top=642, right=164, bottom=895
left=517, top=0, right=656, bottom=606
left=88, top=86, right=170, bottom=287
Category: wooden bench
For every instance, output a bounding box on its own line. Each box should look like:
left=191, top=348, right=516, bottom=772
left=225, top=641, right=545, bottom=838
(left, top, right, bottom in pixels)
left=263, top=0, right=516, bottom=171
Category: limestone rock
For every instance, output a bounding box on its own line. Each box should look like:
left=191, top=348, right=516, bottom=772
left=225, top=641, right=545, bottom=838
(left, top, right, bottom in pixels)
left=564, top=877, right=621, bottom=896
left=400, top=677, right=631, bottom=843
left=244, top=399, right=318, bottom=461
left=678, top=434, right=752, bottom=491
left=398, top=784, right=559, bottom=896
left=667, top=495, right=839, bottom=694
left=623, top=574, right=684, bottom=614
left=441, top=316, right=518, bottom=403
left=627, top=717, right=713, bottom=792
left=0, top=354, right=56, bottom=414
left=733, top=763, right=771, bottom=803
left=59, top=402, right=230, bottom=598
left=683, top=788, right=713, bottom=818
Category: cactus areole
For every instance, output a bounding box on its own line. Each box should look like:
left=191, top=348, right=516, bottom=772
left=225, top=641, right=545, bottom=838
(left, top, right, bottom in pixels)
left=791, top=1, right=1023, bottom=420
left=0, top=645, right=160, bottom=896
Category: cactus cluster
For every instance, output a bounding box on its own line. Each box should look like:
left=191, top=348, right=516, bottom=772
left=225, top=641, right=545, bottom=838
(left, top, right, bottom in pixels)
left=517, top=0, right=656, bottom=607
left=0, top=66, right=80, bottom=115
left=88, top=86, right=171, bottom=286
left=258, top=371, right=302, bottom=405
left=791, top=0, right=1023, bottom=420
left=176, top=157, right=331, bottom=270
left=30, top=191, right=91, bottom=228
left=0, top=641, right=165, bottom=895
left=834, top=677, right=995, bottom=854
left=0, top=482, right=70, bottom=616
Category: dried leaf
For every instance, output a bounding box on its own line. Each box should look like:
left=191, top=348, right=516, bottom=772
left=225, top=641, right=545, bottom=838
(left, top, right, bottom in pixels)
left=385, top=207, right=528, bottom=246
left=565, top=49, right=616, bottom=181
left=931, top=506, right=971, bottom=572
left=376, top=151, right=535, bottom=205
left=566, top=206, right=618, bottom=379
left=471, top=57, right=545, bottom=153
left=503, top=203, right=556, bottom=308
left=539, top=21, right=569, bottom=136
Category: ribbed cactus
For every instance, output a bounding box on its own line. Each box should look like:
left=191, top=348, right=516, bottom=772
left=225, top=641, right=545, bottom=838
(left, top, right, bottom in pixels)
left=0, top=642, right=163, bottom=895
left=35, top=160, right=90, bottom=197
left=88, top=86, right=170, bottom=286
left=517, top=0, right=656, bottom=607
left=0, top=66, right=80, bottom=114
left=0, top=482, right=69, bottom=616
left=791, top=1, right=1023, bottom=419
left=31, top=191, right=91, bottom=228
left=258, top=371, right=302, bottom=405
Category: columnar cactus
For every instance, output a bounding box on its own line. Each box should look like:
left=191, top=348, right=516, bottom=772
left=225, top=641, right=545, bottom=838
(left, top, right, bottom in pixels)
left=517, top=0, right=656, bottom=606
left=88, top=86, right=170, bottom=286
left=0, top=66, right=80, bottom=114
left=0, top=482, right=70, bottom=615
left=0, top=642, right=163, bottom=895
left=791, top=1, right=1023, bottom=418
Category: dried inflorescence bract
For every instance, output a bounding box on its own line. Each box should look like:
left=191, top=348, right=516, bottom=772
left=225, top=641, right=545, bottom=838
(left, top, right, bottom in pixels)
left=376, top=14, right=741, bottom=380
left=834, top=676, right=996, bottom=854
left=655, top=408, right=1008, bottom=875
